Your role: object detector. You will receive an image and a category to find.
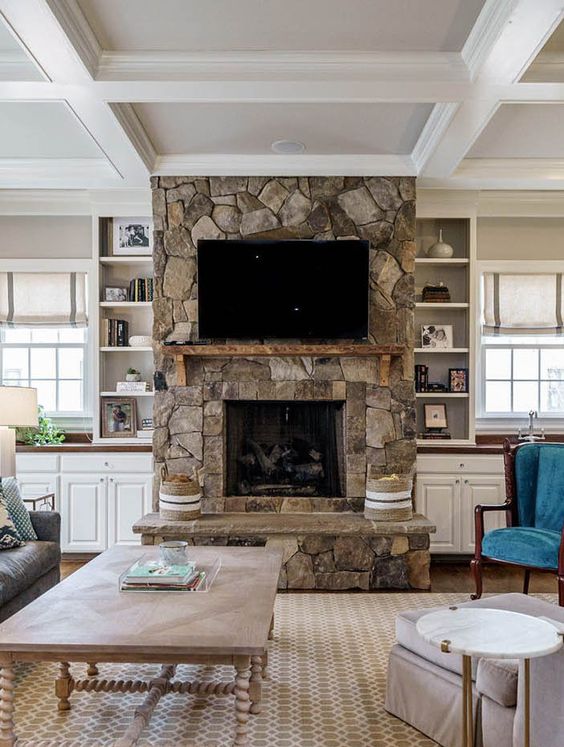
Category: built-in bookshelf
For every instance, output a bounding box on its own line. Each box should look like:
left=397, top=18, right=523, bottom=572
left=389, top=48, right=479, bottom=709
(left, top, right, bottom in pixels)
left=93, top=216, right=153, bottom=445
left=414, top=216, right=476, bottom=446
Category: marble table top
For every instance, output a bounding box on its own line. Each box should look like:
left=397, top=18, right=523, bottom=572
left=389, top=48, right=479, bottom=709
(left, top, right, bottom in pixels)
left=416, top=607, right=564, bottom=659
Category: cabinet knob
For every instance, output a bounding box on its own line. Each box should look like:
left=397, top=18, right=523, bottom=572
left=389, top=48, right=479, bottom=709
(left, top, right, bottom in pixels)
left=455, top=479, right=460, bottom=484
left=464, top=479, right=469, bottom=484
left=99, top=477, right=104, bottom=483
left=109, top=477, right=114, bottom=482
left=104, top=461, right=110, bottom=467
left=459, top=463, right=465, bottom=469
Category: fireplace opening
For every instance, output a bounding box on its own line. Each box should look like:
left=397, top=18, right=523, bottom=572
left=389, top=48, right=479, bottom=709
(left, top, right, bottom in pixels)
left=225, top=401, right=345, bottom=497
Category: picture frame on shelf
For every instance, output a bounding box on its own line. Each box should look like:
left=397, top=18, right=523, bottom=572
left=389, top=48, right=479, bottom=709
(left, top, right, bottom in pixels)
left=424, top=403, right=448, bottom=430
left=449, top=368, right=468, bottom=393
left=104, top=287, right=128, bottom=302
left=421, top=324, right=453, bottom=349
left=101, top=397, right=137, bottom=438
left=112, top=218, right=152, bottom=256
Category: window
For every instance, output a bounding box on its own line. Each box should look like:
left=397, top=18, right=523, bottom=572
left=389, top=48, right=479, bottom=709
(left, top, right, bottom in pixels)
left=0, top=327, right=88, bottom=415
left=482, top=337, right=564, bottom=416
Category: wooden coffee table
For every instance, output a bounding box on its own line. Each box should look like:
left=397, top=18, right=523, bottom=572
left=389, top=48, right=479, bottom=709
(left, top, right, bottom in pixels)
left=0, top=544, right=282, bottom=747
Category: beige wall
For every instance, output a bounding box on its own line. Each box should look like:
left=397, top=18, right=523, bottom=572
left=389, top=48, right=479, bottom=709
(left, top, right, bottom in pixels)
left=0, top=216, right=91, bottom=258
left=478, top=217, right=564, bottom=260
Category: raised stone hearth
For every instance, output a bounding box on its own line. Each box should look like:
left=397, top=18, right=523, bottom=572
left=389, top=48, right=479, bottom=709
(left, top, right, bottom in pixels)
left=134, top=513, right=435, bottom=590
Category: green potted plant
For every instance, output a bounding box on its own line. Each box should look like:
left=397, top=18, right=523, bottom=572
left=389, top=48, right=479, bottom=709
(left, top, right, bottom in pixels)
left=17, top=406, right=65, bottom=446
left=126, top=367, right=142, bottom=382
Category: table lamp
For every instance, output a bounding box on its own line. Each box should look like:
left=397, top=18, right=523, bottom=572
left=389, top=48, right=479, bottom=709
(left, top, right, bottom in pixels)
left=0, top=386, right=38, bottom=479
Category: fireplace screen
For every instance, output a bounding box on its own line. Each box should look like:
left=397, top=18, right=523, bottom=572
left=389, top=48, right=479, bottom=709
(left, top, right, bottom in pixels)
left=226, top=401, right=344, bottom=497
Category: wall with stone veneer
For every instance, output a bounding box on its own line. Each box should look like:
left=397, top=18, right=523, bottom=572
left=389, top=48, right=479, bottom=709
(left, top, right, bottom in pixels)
left=151, top=176, right=416, bottom=513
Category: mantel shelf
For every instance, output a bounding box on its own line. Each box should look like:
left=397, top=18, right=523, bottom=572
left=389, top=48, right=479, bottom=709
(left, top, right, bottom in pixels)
left=161, top=343, right=405, bottom=388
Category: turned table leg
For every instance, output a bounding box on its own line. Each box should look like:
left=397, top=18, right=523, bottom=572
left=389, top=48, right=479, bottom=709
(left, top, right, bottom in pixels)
left=0, top=659, right=16, bottom=747
left=86, top=663, right=99, bottom=677
left=249, top=656, right=263, bottom=715
left=234, top=656, right=251, bottom=746
left=55, top=662, right=73, bottom=712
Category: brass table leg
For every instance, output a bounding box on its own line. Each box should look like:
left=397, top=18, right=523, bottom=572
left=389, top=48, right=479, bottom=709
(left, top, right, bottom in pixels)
left=462, top=655, right=473, bottom=747
left=524, top=659, right=530, bottom=747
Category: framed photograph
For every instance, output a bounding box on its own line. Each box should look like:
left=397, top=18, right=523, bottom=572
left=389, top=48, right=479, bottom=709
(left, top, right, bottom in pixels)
left=112, top=217, right=152, bottom=256
left=421, top=324, right=453, bottom=349
left=449, top=368, right=469, bottom=393
left=101, top=398, right=137, bottom=438
left=104, top=287, right=128, bottom=302
left=424, top=403, right=448, bottom=430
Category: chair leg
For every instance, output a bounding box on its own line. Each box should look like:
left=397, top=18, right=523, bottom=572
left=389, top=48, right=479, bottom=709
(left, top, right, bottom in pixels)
left=558, top=575, right=564, bottom=607
left=523, top=569, right=531, bottom=595
left=470, top=558, right=483, bottom=600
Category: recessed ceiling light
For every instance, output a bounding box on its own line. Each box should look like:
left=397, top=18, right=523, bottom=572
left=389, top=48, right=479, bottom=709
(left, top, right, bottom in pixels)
left=271, top=140, right=306, bottom=155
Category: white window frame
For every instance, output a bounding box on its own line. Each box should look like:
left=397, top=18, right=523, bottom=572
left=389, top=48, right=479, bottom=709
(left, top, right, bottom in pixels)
left=0, top=259, right=95, bottom=429
left=476, top=260, right=564, bottom=433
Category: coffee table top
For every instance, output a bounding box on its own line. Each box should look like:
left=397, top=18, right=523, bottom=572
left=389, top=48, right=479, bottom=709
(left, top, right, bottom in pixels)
left=0, top=545, right=282, bottom=658
left=417, top=607, right=563, bottom=659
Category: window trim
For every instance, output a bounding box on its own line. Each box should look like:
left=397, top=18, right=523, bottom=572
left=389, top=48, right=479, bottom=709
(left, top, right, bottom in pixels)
left=476, top=260, right=564, bottom=431
left=0, top=259, right=95, bottom=427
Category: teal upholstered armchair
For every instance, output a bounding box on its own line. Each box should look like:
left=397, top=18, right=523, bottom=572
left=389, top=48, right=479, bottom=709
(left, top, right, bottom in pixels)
left=471, top=440, right=564, bottom=605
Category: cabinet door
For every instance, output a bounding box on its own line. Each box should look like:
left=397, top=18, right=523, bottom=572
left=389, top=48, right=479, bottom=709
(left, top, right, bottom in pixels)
left=107, top=474, right=152, bottom=546
left=60, top=474, right=107, bottom=553
left=416, top=475, right=461, bottom=553
left=461, top=476, right=507, bottom=554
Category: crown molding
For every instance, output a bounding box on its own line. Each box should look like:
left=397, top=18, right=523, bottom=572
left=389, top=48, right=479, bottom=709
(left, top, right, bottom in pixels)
left=411, top=103, right=459, bottom=172
left=0, top=158, right=119, bottom=188
left=96, top=50, right=468, bottom=82
left=478, top=189, right=564, bottom=216
left=457, top=158, right=564, bottom=179
left=44, top=0, right=101, bottom=78
left=154, top=153, right=416, bottom=177
left=109, top=103, right=157, bottom=172
left=462, top=0, right=519, bottom=79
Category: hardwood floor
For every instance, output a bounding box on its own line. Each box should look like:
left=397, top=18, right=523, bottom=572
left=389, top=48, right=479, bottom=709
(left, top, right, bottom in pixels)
left=61, top=556, right=560, bottom=594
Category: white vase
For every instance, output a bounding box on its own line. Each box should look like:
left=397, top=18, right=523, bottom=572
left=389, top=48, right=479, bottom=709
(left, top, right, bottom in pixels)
left=426, top=229, right=454, bottom=259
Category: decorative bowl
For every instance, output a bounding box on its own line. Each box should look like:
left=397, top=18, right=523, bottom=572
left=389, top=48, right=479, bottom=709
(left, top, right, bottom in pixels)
left=129, top=335, right=152, bottom=348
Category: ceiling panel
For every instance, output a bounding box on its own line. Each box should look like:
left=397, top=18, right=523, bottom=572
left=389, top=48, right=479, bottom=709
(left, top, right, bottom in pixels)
left=78, top=0, right=485, bottom=53
left=0, top=102, right=104, bottom=158
left=0, top=16, right=43, bottom=81
left=468, top=104, right=564, bottom=159
left=132, top=102, right=432, bottom=155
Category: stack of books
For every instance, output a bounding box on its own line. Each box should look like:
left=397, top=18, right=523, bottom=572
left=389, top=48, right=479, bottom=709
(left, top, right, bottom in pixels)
left=129, top=278, right=154, bottom=302
left=120, top=559, right=206, bottom=591
left=419, top=431, right=452, bottom=440
left=421, top=283, right=451, bottom=303
left=102, top=318, right=129, bottom=347
left=415, top=364, right=429, bottom=392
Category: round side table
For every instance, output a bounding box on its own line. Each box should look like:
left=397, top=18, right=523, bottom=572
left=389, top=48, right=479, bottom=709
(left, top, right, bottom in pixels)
left=416, top=607, right=563, bottom=747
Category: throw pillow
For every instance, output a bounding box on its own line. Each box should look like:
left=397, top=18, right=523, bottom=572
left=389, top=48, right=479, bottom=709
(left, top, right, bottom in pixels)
left=0, top=478, right=37, bottom=541
left=0, top=496, right=23, bottom=550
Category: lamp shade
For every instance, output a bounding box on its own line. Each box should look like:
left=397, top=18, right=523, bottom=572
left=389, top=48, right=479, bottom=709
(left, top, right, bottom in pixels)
left=0, top=386, right=38, bottom=427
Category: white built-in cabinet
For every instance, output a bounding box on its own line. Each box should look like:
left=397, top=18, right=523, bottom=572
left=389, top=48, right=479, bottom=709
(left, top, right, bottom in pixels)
left=16, top=452, right=153, bottom=553
left=416, top=454, right=506, bottom=554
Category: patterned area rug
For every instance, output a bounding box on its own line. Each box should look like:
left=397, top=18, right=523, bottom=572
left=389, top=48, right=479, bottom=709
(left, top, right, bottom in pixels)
left=10, top=592, right=557, bottom=747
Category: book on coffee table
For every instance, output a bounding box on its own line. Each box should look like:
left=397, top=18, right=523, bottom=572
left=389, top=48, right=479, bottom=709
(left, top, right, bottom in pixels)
left=119, top=555, right=221, bottom=593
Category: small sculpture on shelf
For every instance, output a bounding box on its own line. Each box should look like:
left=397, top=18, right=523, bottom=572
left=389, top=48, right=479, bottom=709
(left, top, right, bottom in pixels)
left=426, top=229, right=454, bottom=259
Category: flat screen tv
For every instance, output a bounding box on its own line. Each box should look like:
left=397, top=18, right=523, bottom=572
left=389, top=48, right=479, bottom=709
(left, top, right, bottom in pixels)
left=197, top=239, right=369, bottom=340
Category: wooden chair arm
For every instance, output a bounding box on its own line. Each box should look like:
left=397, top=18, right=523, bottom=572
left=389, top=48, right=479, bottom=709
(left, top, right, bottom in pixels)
left=473, top=502, right=512, bottom=558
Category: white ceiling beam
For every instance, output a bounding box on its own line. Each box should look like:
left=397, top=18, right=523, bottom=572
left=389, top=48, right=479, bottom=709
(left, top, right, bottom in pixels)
left=422, top=0, right=564, bottom=178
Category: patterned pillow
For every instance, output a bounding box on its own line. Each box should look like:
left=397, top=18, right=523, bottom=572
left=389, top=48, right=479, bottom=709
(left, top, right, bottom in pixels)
left=0, top=496, right=23, bottom=550
left=0, top=478, right=37, bottom=541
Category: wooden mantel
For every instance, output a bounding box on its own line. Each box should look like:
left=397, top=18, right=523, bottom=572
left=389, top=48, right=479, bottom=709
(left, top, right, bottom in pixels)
left=161, top=343, right=405, bottom=387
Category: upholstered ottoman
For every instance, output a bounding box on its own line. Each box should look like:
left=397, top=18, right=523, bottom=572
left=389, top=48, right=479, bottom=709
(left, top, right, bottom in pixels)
left=385, top=593, right=564, bottom=747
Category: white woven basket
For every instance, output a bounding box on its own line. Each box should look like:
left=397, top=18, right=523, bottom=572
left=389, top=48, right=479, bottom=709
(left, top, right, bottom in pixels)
left=365, top=472, right=413, bottom=521
left=159, top=466, right=202, bottom=521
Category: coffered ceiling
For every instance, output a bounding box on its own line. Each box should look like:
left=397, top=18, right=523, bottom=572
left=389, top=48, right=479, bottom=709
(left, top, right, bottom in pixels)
left=0, top=0, right=564, bottom=190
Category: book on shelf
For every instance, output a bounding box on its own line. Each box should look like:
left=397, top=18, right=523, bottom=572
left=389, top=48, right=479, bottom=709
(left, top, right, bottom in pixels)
left=419, top=431, right=452, bottom=440
left=129, top=277, right=154, bottom=302
left=116, top=381, right=151, bottom=392
left=415, top=364, right=428, bottom=392
left=102, top=318, right=129, bottom=347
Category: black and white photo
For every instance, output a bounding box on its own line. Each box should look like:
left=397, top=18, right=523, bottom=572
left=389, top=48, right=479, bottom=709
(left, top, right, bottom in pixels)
left=421, top=324, right=453, bottom=349
left=104, top=287, right=128, bottom=302
left=113, top=217, right=152, bottom=256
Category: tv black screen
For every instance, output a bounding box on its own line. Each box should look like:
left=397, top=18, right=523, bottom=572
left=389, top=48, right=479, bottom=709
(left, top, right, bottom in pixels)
left=197, top=239, right=369, bottom=339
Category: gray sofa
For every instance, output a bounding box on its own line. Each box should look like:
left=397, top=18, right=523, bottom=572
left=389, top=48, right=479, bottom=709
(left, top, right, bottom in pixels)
left=385, top=593, right=564, bottom=747
left=0, top=511, right=61, bottom=623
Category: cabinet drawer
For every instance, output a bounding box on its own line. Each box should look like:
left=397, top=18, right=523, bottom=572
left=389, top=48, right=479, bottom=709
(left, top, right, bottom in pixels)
left=417, top=454, right=504, bottom=475
left=16, top=454, right=60, bottom=473
left=61, top=453, right=153, bottom=474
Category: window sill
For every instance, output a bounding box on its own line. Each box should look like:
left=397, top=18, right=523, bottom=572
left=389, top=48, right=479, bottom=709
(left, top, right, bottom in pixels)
left=477, top=417, right=564, bottom=434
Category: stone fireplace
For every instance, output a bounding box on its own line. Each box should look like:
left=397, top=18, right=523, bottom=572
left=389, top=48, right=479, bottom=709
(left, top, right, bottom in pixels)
left=143, top=175, right=435, bottom=590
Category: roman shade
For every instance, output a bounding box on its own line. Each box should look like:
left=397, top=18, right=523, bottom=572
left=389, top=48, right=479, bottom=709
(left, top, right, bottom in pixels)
left=0, top=272, right=87, bottom=328
left=482, top=272, right=564, bottom=335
